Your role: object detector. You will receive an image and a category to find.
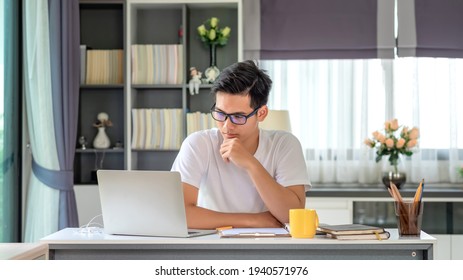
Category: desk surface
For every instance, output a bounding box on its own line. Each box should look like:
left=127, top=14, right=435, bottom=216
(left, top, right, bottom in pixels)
left=0, top=243, right=49, bottom=260
left=41, top=228, right=436, bottom=260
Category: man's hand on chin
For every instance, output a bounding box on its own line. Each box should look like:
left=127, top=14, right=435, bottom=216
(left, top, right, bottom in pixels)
left=220, top=138, right=252, bottom=167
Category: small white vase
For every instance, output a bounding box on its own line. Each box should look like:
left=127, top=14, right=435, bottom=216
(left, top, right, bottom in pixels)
left=93, top=127, right=111, bottom=149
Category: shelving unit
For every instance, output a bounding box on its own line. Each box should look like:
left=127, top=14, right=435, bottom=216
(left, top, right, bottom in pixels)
left=76, top=1, right=126, bottom=184
left=75, top=0, right=242, bottom=184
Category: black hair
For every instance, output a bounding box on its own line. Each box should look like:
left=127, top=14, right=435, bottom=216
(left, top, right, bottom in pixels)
left=211, top=60, right=272, bottom=109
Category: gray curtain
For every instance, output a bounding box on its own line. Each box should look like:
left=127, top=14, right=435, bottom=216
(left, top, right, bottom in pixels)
left=243, top=0, right=395, bottom=60
left=397, top=0, right=463, bottom=58
left=31, top=0, right=80, bottom=229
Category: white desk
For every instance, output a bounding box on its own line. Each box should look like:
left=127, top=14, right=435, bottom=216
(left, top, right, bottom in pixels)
left=41, top=228, right=436, bottom=260
left=0, top=243, right=49, bottom=260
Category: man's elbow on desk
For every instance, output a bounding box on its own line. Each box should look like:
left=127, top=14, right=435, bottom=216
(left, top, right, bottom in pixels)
left=184, top=205, right=284, bottom=229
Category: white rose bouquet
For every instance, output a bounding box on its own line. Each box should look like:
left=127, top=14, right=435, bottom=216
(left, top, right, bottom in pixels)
left=197, top=17, right=231, bottom=46
left=364, top=118, right=420, bottom=173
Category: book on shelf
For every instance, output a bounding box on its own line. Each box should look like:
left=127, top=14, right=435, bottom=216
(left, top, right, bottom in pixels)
left=153, top=109, right=162, bottom=149
left=80, top=45, right=87, bottom=85
left=163, top=109, right=173, bottom=149
left=144, top=109, right=153, bottom=149
left=137, top=108, right=146, bottom=149
left=318, top=224, right=386, bottom=235
left=131, top=109, right=139, bottom=149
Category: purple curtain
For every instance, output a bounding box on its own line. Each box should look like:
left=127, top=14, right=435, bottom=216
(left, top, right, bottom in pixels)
left=397, top=0, right=463, bottom=58
left=32, top=0, right=80, bottom=229
left=243, top=0, right=395, bottom=60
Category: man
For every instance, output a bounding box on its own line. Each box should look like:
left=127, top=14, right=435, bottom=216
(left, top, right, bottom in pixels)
left=172, top=60, right=310, bottom=229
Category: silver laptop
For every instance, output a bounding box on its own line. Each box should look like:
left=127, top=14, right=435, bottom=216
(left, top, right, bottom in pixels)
left=97, top=170, right=216, bottom=238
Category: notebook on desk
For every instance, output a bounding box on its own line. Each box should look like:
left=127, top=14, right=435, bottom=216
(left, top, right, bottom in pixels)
left=96, top=170, right=216, bottom=238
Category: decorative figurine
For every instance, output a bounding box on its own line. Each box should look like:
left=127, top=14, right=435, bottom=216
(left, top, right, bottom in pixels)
left=113, top=141, right=123, bottom=150
left=188, top=67, right=202, bottom=95
left=78, top=136, right=87, bottom=150
left=93, top=112, right=113, bottom=149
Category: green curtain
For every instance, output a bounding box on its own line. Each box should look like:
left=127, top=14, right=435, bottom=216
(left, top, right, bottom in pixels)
left=1, top=0, right=21, bottom=242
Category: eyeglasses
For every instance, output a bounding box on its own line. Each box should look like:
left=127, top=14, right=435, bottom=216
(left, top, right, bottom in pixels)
left=210, top=103, right=260, bottom=125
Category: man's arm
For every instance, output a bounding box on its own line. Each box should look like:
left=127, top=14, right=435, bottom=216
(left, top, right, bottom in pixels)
left=246, top=160, right=306, bottom=223
left=183, top=183, right=283, bottom=229
left=220, top=138, right=306, bottom=223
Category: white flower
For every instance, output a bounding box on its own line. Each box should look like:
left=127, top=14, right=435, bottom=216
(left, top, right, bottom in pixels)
left=221, top=26, right=231, bottom=37
left=210, top=17, right=218, bottom=28
left=197, top=25, right=206, bottom=36
left=208, top=29, right=216, bottom=41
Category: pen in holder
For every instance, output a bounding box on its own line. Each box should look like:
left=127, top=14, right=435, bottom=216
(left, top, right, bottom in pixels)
left=390, top=179, right=424, bottom=237
left=394, top=200, right=423, bottom=237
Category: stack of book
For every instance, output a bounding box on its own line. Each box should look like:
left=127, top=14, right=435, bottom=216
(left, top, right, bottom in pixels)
left=131, top=108, right=184, bottom=150
left=131, top=44, right=184, bottom=85
left=186, top=112, right=216, bottom=135
left=84, top=48, right=124, bottom=85
left=317, top=224, right=390, bottom=240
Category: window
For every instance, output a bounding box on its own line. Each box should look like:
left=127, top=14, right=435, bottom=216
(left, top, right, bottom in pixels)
left=261, top=58, right=463, bottom=184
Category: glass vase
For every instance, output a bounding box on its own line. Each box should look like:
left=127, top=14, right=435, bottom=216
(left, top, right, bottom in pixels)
left=382, top=171, right=406, bottom=189
left=382, top=155, right=407, bottom=189
left=204, top=43, right=220, bottom=83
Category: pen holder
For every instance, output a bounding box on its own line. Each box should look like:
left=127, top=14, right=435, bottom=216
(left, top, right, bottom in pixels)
left=394, top=201, right=423, bottom=237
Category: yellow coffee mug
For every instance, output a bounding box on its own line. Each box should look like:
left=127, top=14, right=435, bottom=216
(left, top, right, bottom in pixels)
left=289, top=208, right=319, bottom=238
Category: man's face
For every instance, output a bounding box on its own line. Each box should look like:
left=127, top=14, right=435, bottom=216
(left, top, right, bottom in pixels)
left=214, top=92, right=262, bottom=142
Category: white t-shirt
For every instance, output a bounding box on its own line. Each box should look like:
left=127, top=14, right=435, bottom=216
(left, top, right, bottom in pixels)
left=171, top=128, right=311, bottom=213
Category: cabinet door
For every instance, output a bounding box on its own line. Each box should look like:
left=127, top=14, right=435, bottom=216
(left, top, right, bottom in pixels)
left=77, top=2, right=125, bottom=184
left=452, top=201, right=463, bottom=259
left=433, top=234, right=451, bottom=260
left=452, top=235, right=463, bottom=260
